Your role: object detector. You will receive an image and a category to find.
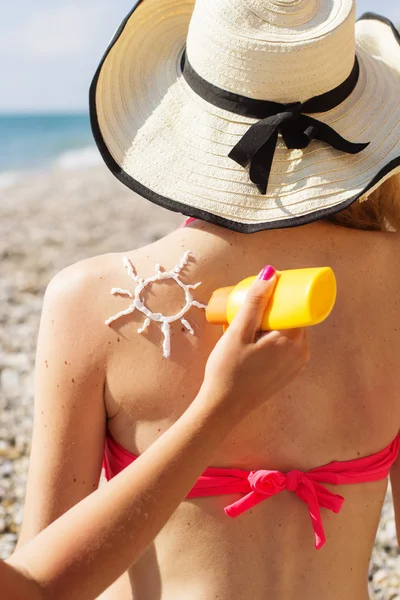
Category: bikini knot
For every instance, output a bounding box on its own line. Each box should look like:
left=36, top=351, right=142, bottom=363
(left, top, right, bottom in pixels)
left=247, top=469, right=286, bottom=495
left=285, top=469, right=304, bottom=492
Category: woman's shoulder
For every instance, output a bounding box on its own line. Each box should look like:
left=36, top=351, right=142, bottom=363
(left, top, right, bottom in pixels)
left=359, top=231, right=400, bottom=301
left=42, top=253, right=127, bottom=352
left=45, top=254, right=119, bottom=314
left=48, top=252, right=120, bottom=290
left=369, top=231, right=400, bottom=268
left=341, top=228, right=400, bottom=267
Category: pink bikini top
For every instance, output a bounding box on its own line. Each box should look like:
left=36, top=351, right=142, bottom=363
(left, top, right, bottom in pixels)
left=104, top=433, right=400, bottom=550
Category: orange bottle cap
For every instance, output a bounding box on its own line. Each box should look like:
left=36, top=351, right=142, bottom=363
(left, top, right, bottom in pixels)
left=206, top=286, right=233, bottom=325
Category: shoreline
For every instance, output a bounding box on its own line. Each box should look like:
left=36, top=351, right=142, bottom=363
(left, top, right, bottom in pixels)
left=0, top=144, right=102, bottom=190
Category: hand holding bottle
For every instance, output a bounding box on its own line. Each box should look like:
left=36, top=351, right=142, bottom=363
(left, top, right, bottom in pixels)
left=202, top=265, right=310, bottom=423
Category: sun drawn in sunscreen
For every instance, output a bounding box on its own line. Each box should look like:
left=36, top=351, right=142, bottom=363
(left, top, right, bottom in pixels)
left=105, top=252, right=206, bottom=358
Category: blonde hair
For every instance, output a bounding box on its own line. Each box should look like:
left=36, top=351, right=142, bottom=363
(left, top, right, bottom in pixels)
left=326, top=173, right=400, bottom=232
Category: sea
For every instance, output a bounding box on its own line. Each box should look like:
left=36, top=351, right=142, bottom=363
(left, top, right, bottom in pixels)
left=0, top=113, right=102, bottom=189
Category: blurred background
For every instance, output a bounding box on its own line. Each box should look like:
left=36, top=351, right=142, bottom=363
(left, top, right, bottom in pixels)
left=0, top=2, right=400, bottom=599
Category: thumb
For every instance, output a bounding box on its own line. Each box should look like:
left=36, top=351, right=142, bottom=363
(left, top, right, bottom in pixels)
left=229, top=266, right=277, bottom=343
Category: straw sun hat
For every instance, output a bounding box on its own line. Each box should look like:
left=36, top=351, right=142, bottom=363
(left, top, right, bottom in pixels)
left=90, top=0, right=400, bottom=233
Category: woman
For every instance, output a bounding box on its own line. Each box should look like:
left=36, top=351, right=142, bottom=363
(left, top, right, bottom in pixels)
left=18, top=1, right=400, bottom=599
left=5, top=272, right=308, bottom=600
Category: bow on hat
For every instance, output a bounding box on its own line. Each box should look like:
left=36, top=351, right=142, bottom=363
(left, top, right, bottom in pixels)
left=228, top=102, right=369, bottom=195
left=182, top=54, right=370, bottom=195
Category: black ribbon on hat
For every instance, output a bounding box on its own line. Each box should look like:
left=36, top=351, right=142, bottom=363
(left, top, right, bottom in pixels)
left=181, top=52, right=370, bottom=195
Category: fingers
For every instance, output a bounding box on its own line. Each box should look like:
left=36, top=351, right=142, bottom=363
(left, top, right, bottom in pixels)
left=229, top=266, right=278, bottom=343
left=258, top=327, right=310, bottom=367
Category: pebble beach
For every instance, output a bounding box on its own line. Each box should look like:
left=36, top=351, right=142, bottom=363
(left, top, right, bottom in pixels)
left=0, top=163, right=399, bottom=598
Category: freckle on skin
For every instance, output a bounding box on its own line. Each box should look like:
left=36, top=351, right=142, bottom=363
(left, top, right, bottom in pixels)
left=64, top=361, right=68, bottom=365
left=117, top=338, right=120, bottom=342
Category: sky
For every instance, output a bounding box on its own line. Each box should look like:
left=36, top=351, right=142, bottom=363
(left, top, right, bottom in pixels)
left=1, top=0, right=399, bottom=113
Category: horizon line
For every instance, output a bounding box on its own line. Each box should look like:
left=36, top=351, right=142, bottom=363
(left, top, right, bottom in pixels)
left=0, top=110, right=90, bottom=116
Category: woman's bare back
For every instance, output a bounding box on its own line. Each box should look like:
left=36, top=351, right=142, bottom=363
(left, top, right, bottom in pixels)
left=20, top=218, right=400, bottom=600
left=93, top=219, right=400, bottom=599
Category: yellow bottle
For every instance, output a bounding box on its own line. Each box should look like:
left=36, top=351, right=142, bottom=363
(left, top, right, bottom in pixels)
left=206, top=267, right=337, bottom=330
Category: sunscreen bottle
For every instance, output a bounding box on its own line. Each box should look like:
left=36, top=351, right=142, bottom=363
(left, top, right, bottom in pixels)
left=206, top=267, right=336, bottom=330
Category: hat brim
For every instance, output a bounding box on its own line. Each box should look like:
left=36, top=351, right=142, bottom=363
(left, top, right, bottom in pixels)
left=90, top=2, right=400, bottom=233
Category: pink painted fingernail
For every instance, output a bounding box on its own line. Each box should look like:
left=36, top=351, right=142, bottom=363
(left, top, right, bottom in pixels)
left=258, top=265, right=276, bottom=281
